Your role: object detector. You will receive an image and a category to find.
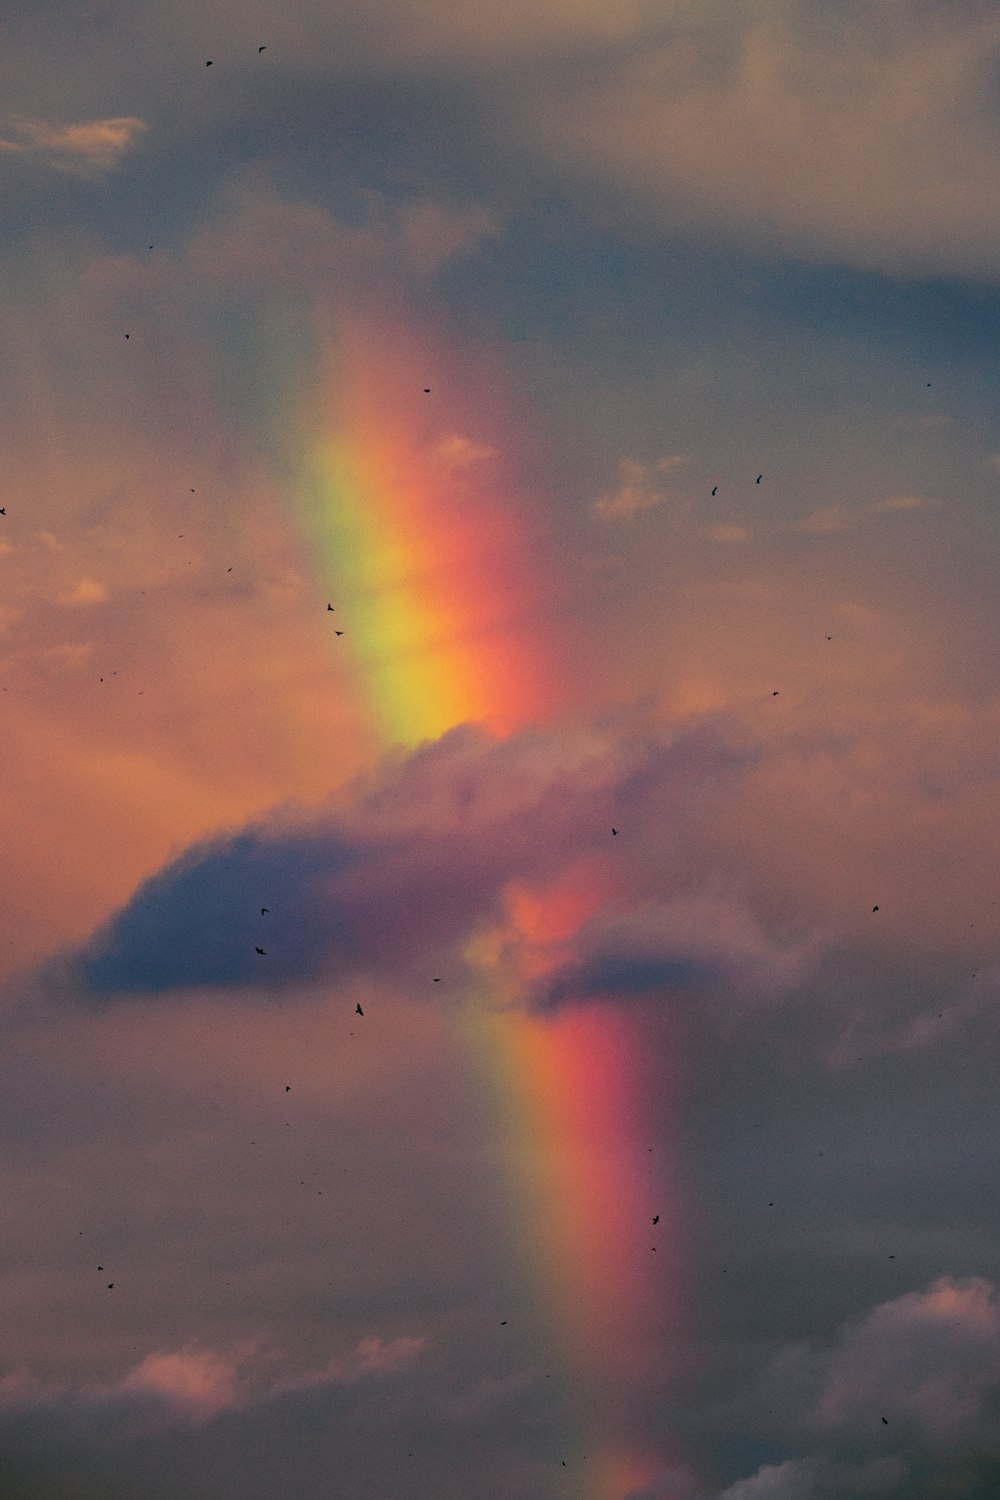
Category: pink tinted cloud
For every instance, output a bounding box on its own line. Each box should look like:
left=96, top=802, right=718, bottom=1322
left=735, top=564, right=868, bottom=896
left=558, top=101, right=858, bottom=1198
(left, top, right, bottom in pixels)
left=0, top=1336, right=426, bottom=1432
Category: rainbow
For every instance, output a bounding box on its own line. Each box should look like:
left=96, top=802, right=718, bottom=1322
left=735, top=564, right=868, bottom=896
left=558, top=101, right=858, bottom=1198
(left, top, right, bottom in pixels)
left=289, top=299, right=675, bottom=1498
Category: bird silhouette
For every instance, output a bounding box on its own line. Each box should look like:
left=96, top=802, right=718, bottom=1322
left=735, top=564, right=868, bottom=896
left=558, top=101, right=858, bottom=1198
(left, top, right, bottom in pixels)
left=612, top=827, right=618, bottom=835
left=0, top=508, right=5, bottom=515
left=355, top=1002, right=364, bottom=1016
left=327, top=603, right=334, bottom=611
left=652, top=1214, right=659, bottom=1224
left=756, top=474, right=762, bottom=483
left=335, top=630, right=344, bottom=635
left=261, top=907, right=269, bottom=915
left=255, top=946, right=266, bottom=955
left=258, top=45, right=266, bottom=51
left=711, top=486, right=717, bottom=495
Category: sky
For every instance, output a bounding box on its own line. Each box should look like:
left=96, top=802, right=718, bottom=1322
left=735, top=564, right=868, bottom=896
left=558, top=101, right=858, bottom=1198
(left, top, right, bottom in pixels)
left=2, top=3, right=1000, bottom=1497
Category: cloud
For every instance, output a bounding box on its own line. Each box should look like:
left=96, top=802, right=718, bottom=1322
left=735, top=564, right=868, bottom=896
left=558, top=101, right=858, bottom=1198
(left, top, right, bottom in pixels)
left=595, top=456, right=691, bottom=519
left=117, top=1346, right=245, bottom=1426
left=184, top=175, right=502, bottom=295
left=0, top=1336, right=426, bottom=1433
left=698, top=1279, right=1000, bottom=1500
left=703, top=524, right=750, bottom=544
left=32, top=716, right=757, bottom=1004
left=56, top=578, right=106, bottom=605
left=0, top=115, right=146, bottom=176
left=812, top=1276, right=1000, bottom=1440
left=524, top=4, right=1000, bottom=279
left=787, top=496, right=934, bottom=535
left=434, top=433, right=499, bottom=467
left=712, top=1456, right=906, bottom=1500
left=531, top=897, right=814, bottom=1012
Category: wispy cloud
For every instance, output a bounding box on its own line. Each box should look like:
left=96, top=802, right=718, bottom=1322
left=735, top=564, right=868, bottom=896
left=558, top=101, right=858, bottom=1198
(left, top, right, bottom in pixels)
left=787, top=495, right=934, bottom=535
left=0, top=116, right=147, bottom=176
left=594, top=456, right=691, bottom=519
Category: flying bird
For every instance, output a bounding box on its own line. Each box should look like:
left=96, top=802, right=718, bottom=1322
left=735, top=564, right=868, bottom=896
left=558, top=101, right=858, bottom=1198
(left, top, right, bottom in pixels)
left=335, top=630, right=344, bottom=635
left=652, top=1214, right=659, bottom=1224
left=612, top=827, right=618, bottom=835
left=423, top=388, right=430, bottom=393
left=881, top=1416, right=888, bottom=1425
left=872, top=905, right=879, bottom=912
left=756, top=474, right=762, bottom=483
left=327, top=603, right=334, bottom=611
left=433, top=977, right=441, bottom=982
left=0, top=508, right=5, bottom=515
left=711, top=485, right=717, bottom=495
left=355, top=1002, right=364, bottom=1016
left=255, top=946, right=266, bottom=955
left=258, top=45, right=266, bottom=51
left=206, top=59, right=213, bottom=65
left=261, top=907, right=269, bottom=914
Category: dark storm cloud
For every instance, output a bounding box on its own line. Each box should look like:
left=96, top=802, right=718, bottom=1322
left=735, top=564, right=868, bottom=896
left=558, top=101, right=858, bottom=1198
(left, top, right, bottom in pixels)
left=533, top=898, right=813, bottom=1011
left=43, top=717, right=757, bottom=1001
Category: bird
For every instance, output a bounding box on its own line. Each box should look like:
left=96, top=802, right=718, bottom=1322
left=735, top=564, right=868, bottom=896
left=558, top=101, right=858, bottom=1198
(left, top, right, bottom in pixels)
left=652, top=1214, right=659, bottom=1224
left=327, top=603, right=334, bottom=611
left=206, top=59, right=213, bottom=66
left=258, top=45, right=266, bottom=51
left=124, top=333, right=130, bottom=339
left=756, top=474, right=762, bottom=483
left=355, top=1002, right=364, bottom=1016
left=433, top=977, right=441, bottom=983
left=872, top=906, right=879, bottom=913
left=335, top=630, right=344, bottom=636
left=500, top=1320, right=507, bottom=1325
left=107, top=1283, right=114, bottom=1289
left=711, top=485, right=718, bottom=495
left=0, top=508, right=5, bottom=515
left=255, top=946, right=266, bottom=955
left=285, top=1085, right=291, bottom=1092
left=612, top=827, right=618, bottom=835
left=772, top=691, right=779, bottom=696
left=881, top=1416, right=888, bottom=1425
left=423, top=388, right=430, bottom=393
left=261, top=907, right=269, bottom=915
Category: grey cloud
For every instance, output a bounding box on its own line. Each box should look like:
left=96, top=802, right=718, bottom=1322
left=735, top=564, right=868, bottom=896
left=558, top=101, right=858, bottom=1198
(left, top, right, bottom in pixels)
left=534, top=898, right=814, bottom=1011
left=713, top=1456, right=906, bottom=1500
left=36, top=717, right=756, bottom=1002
